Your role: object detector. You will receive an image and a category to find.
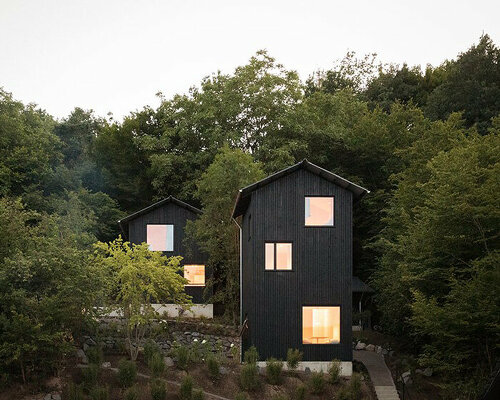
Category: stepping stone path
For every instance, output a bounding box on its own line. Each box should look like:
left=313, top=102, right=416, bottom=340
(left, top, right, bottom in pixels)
left=354, top=350, right=400, bottom=400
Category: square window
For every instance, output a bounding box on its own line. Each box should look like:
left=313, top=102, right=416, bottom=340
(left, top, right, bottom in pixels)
left=305, top=197, right=334, bottom=226
left=147, top=224, right=173, bottom=251
left=302, top=306, right=340, bottom=344
left=184, top=265, right=205, bottom=286
left=265, top=242, right=292, bottom=270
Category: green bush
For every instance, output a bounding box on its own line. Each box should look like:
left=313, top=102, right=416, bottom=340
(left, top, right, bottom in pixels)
left=308, top=371, right=325, bottom=395
left=266, top=358, right=283, bottom=385
left=65, top=383, right=85, bottom=400
left=117, top=359, right=137, bottom=388
left=175, top=345, right=190, bottom=370
left=240, top=363, right=260, bottom=391
left=150, top=378, right=167, bottom=400
left=286, top=348, right=302, bottom=371
left=89, top=386, right=109, bottom=400
left=294, top=383, right=306, bottom=400
left=328, top=359, right=341, bottom=384
left=192, top=388, right=205, bottom=400
left=148, top=352, right=165, bottom=377
left=206, top=354, right=220, bottom=380
left=243, top=346, right=259, bottom=365
left=81, top=364, right=99, bottom=392
left=179, top=375, right=193, bottom=400
left=144, top=339, right=161, bottom=364
left=86, top=346, right=103, bottom=366
left=336, top=387, right=351, bottom=400
left=234, top=393, right=249, bottom=400
left=349, top=373, right=362, bottom=398
left=124, top=386, right=139, bottom=400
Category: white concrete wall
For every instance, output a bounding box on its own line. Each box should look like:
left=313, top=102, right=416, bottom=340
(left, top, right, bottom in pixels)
left=105, top=304, right=213, bottom=319
left=257, top=361, right=352, bottom=376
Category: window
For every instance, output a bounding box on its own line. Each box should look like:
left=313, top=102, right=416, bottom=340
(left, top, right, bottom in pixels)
left=265, top=242, right=292, bottom=270
left=147, top=224, right=173, bottom=251
left=302, top=306, right=340, bottom=344
left=305, top=197, right=334, bottom=226
left=184, top=265, right=205, bottom=286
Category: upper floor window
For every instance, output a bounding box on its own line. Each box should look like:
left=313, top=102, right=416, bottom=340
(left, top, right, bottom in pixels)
left=265, top=242, right=292, bottom=270
left=302, top=306, right=340, bottom=344
left=184, top=265, right=205, bottom=286
left=147, top=224, right=174, bottom=251
left=305, top=197, right=334, bottom=226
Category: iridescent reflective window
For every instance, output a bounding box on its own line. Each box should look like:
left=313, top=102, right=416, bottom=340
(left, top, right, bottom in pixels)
left=147, top=224, right=173, bottom=251
left=305, top=197, right=334, bottom=226
left=184, top=265, right=205, bottom=286
left=265, top=243, right=292, bottom=270
left=302, top=306, right=340, bottom=344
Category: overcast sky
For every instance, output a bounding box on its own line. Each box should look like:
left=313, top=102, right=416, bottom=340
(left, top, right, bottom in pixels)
left=0, top=0, right=498, bottom=120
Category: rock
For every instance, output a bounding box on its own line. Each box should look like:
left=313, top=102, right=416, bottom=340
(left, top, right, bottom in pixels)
left=83, top=343, right=89, bottom=352
left=164, top=357, right=174, bottom=367
left=44, top=394, right=52, bottom=400
left=389, top=350, right=395, bottom=357
left=416, top=367, right=433, bottom=377
left=52, top=395, right=61, bottom=400
left=219, top=366, right=228, bottom=375
left=381, top=348, right=388, bottom=355
left=366, top=344, right=375, bottom=352
left=375, top=345, right=383, bottom=354
left=355, top=342, right=366, bottom=350
left=401, top=371, right=412, bottom=385
left=101, top=362, right=111, bottom=368
left=76, top=349, right=88, bottom=364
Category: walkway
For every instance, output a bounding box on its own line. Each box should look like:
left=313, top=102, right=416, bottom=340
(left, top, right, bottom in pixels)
left=353, top=350, right=400, bottom=400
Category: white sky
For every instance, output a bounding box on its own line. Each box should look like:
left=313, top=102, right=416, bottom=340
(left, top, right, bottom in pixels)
left=0, top=0, right=498, bottom=120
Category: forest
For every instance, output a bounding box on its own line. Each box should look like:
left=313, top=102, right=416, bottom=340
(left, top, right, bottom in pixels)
left=0, top=34, right=498, bottom=398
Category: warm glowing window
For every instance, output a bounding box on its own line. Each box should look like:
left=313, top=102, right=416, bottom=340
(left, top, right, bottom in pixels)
left=302, top=306, right=340, bottom=344
left=184, top=265, right=205, bottom=286
left=265, top=243, right=292, bottom=270
left=147, top=224, right=174, bottom=251
left=305, top=197, right=334, bottom=226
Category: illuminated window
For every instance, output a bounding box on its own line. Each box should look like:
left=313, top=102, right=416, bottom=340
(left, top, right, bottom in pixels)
left=305, top=197, right=334, bottom=226
left=147, top=224, right=173, bottom=251
left=265, top=243, right=292, bottom=270
left=184, top=265, right=205, bottom=286
left=302, top=306, right=340, bottom=344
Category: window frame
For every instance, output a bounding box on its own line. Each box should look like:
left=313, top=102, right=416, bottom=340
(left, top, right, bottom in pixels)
left=304, top=195, right=335, bottom=228
left=146, top=223, right=174, bottom=252
left=183, top=264, right=206, bottom=287
left=264, top=241, right=293, bottom=271
left=301, top=305, right=341, bottom=345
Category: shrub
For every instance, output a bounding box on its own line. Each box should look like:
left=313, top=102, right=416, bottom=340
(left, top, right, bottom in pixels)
left=89, top=386, right=109, bottom=400
left=179, top=375, right=193, bottom=400
left=286, top=348, right=302, bottom=371
left=234, top=393, right=249, bottom=400
left=294, top=384, right=306, bottom=400
left=349, top=373, right=362, bottom=398
left=266, top=358, right=283, bottom=385
left=124, top=386, right=139, bottom=400
left=175, top=345, right=190, bottom=370
left=336, top=387, right=351, bottom=400
left=148, top=352, right=165, bottom=377
left=144, top=339, right=161, bottom=364
left=240, top=363, right=260, bottom=391
left=243, top=346, right=259, bottom=365
left=117, top=359, right=137, bottom=388
left=66, top=383, right=85, bottom=400
left=271, top=395, right=289, bottom=400
left=81, top=364, right=99, bottom=392
left=192, top=388, right=205, bottom=400
left=86, top=346, right=103, bottom=366
left=308, top=371, right=325, bottom=395
left=206, top=354, right=220, bottom=380
left=150, top=378, right=167, bottom=400
left=328, top=359, right=341, bottom=384
left=230, top=344, right=239, bottom=361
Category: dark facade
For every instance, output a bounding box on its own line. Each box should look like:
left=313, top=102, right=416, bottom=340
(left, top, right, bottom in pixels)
left=119, top=196, right=210, bottom=304
left=233, top=160, right=368, bottom=362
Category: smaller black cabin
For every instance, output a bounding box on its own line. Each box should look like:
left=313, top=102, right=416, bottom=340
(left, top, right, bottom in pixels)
left=118, top=196, right=212, bottom=317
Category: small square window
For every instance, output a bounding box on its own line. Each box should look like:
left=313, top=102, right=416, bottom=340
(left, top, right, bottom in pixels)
left=265, top=242, right=292, bottom=270
left=305, top=197, right=334, bottom=226
left=147, top=224, right=173, bottom=251
left=303, top=306, right=340, bottom=344
left=184, top=265, right=205, bottom=286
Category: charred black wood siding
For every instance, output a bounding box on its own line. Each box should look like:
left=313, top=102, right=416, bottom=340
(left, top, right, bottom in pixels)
left=128, top=202, right=210, bottom=304
left=241, top=168, right=352, bottom=361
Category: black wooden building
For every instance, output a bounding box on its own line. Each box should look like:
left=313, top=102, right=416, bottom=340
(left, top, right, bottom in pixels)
left=232, top=160, right=368, bottom=372
left=118, top=196, right=211, bottom=313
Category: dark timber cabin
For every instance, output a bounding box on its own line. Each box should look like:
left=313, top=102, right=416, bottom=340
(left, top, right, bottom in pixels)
left=232, top=160, right=369, bottom=374
left=118, top=196, right=212, bottom=318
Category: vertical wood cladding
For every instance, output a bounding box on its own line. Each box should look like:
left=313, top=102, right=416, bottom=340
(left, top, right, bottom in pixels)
left=127, top=202, right=210, bottom=304
left=241, top=168, right=353, bottom=361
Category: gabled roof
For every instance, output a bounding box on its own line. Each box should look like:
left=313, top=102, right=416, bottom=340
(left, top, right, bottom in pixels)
left=352, top=276, right=375, bottom=293
left=118, top=196, right=201, bottom=237
left=232, top=159, right=369, bottom=218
